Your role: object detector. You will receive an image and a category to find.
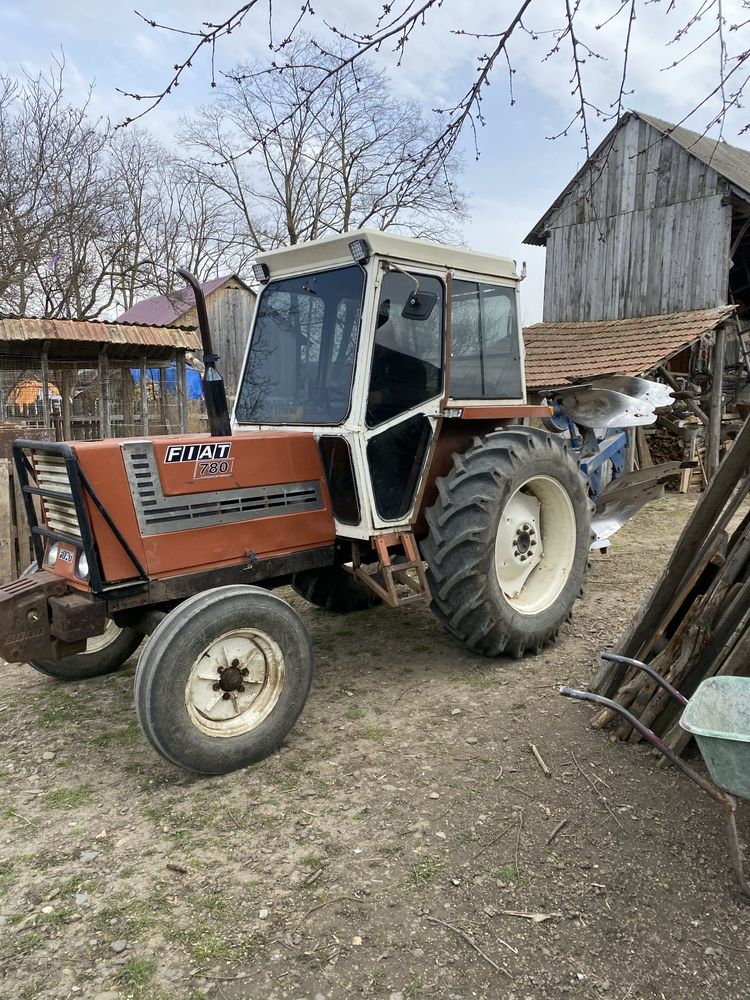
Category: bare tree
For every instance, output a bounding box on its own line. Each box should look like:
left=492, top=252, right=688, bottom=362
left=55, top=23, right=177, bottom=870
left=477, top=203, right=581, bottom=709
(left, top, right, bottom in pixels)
left=0, top=59, right=248, bottom=319
left=181, top=39, right=467, bottom=251
left=120, top=1, right=750, bottom=184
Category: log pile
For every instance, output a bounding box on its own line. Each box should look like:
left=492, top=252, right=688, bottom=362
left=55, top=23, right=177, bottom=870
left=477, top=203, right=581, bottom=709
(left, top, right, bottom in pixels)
left=590, top=415, right=750, bottom=753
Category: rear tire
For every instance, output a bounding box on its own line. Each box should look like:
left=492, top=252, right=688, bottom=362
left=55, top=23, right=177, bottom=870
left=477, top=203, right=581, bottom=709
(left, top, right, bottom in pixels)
left=30, top=621, right=142, bottom=681
left=134, top=585, right=314, bottom=775
left=422, top=427, right=591, bottom=658
left=291, top=565, right=380, bottom=612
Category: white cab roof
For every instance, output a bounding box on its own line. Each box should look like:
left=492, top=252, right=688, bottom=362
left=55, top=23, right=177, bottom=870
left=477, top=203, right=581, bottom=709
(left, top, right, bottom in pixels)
left=257, top=229, right=518, bottom=282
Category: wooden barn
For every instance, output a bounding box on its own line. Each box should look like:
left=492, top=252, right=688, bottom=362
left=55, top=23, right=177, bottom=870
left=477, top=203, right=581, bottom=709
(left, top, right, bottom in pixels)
left=523, top=111, right=750, bottom=481
left=117, top=274, right=255, bottom=401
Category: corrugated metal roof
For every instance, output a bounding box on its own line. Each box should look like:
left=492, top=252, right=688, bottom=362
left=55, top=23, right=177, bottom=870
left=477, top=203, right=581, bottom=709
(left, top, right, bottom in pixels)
left=523, top=306, right=735, bottom=389
left=524, top=110, right=750, bottom=246
left=116, top=274, right=253, bottom=326
left=0, top=316, right=201, bottom=351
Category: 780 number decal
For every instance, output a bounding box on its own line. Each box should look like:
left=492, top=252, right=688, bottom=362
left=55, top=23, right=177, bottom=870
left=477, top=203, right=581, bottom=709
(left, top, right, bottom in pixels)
left=195, top=459, right=234, bottom=478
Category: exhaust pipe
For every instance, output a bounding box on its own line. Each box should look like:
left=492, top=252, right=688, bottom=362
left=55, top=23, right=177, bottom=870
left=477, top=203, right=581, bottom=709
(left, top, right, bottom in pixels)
left=177, top=268, right=231, bottom=438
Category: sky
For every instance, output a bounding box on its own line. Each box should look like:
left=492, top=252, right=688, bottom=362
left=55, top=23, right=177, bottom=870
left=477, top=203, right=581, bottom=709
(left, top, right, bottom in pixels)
left=1, top=0, right=749, bottom=323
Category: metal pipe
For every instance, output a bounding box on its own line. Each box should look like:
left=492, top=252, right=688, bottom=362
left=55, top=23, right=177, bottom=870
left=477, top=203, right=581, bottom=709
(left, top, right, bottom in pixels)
left=177, top=267, right=231, bottom=438
left=598, top=652, right=688, bottom=706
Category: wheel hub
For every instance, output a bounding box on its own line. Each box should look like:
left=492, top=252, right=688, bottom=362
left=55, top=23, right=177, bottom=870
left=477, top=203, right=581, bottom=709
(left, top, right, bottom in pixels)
left=185, top=628, right=286, bottom=739
left=513, top=524, right=536, bottom=559
left=218, top=664, right=246, bottom=693
left=494, top=475, right=577, bottom=615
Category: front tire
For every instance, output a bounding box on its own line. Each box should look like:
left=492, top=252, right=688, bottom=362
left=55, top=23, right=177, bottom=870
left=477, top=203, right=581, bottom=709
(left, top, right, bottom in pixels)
left=30, top=620, right=142, bottom=681
left=134, top=585, right=314, bottom=775
left=422, top=428, right=591, bottom=658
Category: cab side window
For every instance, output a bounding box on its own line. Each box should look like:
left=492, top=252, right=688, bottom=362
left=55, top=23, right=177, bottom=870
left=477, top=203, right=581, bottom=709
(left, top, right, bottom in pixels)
left=450, top=280, right=522, bottom=398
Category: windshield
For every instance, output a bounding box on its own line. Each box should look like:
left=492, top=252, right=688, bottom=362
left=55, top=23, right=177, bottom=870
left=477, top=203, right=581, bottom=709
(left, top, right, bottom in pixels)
left=235, top=264, right=365, bottom=424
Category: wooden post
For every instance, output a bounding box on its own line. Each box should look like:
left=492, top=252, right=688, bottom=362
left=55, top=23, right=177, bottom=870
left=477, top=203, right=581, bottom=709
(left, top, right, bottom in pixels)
left=60, top=367, right=72, bottom=440
left=176, top=351, right=187, bottom=433
left=158, top=367, right=169, bottom=433
left=122, top=364, right=135, bottom=437
left=707, top=324, right=727, bottom=480
left=140, top=357, right=148, bottom=435
left=0, top=459, right=12, bottom=583
left=98, top=346, right=111, bottom=439
left=40, top=344, right=51, bottom=430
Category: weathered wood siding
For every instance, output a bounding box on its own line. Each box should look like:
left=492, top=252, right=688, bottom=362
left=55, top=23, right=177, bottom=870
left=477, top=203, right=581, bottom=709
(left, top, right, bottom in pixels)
left=542, top=117, right=733, bottom=322
left=183, top=280, right=256, bottom=399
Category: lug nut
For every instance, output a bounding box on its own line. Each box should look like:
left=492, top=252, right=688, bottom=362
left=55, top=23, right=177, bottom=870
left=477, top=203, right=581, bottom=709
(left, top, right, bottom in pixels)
left=218, top=666, right=225, bottom=674
left=231, top=658, right=240, bottom=668
left=241, top=668, right=249, bottom=677
left=222, top=692, right=231, bottom=701
left=238, top=685, right=245, bottom=694
left=212, top=683, right=220, bottom=691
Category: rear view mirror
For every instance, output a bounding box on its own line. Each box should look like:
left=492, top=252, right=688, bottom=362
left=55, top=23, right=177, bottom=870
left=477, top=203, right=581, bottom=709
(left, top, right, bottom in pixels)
left=402, top=291, right=438, bottom=321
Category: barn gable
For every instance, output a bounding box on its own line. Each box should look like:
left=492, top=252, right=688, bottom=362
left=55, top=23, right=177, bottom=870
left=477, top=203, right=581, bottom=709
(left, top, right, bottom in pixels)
left=523, top=111, right=744, bottom=322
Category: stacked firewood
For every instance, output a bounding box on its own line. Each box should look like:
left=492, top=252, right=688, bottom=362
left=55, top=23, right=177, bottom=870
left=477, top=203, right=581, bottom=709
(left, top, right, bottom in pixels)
left=590, top=415, right=750, bottom=753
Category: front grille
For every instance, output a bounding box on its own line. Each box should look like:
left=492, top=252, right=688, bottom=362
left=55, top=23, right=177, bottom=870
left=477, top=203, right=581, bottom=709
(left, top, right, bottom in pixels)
left=122, top=442, right=324, bottom=536
left=33, top=452, right=82, bottom=540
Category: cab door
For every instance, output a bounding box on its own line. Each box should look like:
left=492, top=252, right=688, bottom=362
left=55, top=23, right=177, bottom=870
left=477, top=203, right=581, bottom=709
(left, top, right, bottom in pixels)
left=362, top=268, right=445, bottom=528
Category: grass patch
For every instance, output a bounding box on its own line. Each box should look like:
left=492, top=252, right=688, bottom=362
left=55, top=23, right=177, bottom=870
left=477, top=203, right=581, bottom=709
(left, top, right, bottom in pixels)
left=39, top=906, right=74, bottom=928
left=409, top=854, right=441, bottom=888
left=493, top=863, right=519, bottom=883
left=90, top=723, right=141, bottom=748
left=117, top=958, right=156, bottom=990
left=44, top=786, right=92, bottom=809
left=462, top=673, right=496, bottom=689
left=37, top=690, right=98, bottom=727
left=0, top=860, right=15, bottom=896
left=358, top=726, right=389, bottom=741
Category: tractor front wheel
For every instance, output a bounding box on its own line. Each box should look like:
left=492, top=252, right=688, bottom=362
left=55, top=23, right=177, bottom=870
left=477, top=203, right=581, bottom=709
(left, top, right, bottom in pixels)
left=30, top=620, right=142, bottom=681
left=134, top=585, right=314, bottom=775
left=422, top=428, right=591, bottom=658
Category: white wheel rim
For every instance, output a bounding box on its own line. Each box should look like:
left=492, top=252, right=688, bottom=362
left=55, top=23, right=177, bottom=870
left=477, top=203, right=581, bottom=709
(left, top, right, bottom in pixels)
left=494, top=475, right=577, bottom=615
left=185, top=628, right=286, bottom=739
left=86, top=619, right=122, bottom=654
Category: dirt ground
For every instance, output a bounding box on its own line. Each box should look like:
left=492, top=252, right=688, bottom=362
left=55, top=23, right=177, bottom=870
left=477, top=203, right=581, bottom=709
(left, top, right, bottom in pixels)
left=1, top=493, right=749, bottom=1000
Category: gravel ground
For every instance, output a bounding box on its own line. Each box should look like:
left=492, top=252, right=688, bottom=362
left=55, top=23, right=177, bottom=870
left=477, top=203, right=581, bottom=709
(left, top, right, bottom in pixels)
left=1, top=493, right=749, bottom=1000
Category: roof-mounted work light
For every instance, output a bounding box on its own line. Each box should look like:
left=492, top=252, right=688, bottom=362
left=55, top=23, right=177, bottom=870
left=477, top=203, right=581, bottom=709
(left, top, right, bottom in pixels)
left=252, top=262, right=270, bottom=284
left=348, top=238, right=370, bottom=264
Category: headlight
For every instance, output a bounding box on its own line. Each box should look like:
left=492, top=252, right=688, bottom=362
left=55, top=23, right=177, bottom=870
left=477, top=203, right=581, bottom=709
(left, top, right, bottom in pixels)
left=47, top=542, right=59, bottom=566
left=76, top=553, right=89, bottom=580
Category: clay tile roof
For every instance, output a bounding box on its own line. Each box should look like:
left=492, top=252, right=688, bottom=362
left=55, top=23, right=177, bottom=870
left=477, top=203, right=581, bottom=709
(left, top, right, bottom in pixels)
left=523, top=306, right=736, bottom=390
left=0, top=316, right=201, bottom=352
left=116, top=274, right=252, bottom=326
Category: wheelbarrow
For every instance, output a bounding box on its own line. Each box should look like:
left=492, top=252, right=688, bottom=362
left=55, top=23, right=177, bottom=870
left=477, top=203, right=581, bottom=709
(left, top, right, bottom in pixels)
left=561, top=652, right=750, bottom=900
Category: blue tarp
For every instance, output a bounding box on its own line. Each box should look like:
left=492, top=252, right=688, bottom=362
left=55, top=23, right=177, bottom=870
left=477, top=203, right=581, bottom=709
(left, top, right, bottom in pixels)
left=130, top=364, right=203, bottom=400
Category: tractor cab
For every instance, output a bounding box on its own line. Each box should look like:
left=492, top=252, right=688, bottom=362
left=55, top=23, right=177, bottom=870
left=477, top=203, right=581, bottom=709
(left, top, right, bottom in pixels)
left=233, top=230, right=530, bottom=541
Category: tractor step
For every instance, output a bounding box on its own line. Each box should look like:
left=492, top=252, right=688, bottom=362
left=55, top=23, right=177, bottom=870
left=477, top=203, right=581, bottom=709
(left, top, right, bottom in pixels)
left=350, top=532, right=430, bottom=608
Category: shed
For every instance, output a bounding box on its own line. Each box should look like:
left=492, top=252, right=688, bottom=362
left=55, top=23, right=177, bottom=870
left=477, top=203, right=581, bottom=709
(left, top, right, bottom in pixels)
left=0, top=316, right=200, bottom=442
left=117, top=275, right=255, bottom=399
left=522, top=111, right=750, bottom=479
left=524, top=111, right=750, bottom=323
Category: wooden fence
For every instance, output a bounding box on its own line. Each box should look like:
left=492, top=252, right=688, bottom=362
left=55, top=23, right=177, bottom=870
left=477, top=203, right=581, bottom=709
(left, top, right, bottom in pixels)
left=0, top=459, right=35, bottom=583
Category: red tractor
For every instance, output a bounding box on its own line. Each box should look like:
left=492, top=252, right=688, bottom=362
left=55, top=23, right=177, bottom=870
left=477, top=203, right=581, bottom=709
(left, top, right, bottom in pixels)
left=0, top=231, right=592, bottom=773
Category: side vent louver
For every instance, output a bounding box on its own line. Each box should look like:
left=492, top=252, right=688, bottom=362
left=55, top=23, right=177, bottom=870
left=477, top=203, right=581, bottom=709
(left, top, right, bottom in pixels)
left=121, top=443, right=322, bottom=536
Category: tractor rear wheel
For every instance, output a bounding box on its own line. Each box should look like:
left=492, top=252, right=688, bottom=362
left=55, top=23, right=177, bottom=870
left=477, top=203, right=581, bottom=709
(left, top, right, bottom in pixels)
left=134, top=585, right=314, bottom=775
left=291, top=565, right=380, bottom=612
left=422, top=428, right=591, bottom=658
